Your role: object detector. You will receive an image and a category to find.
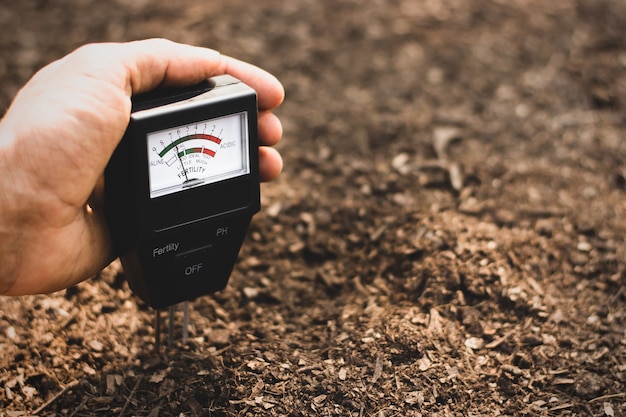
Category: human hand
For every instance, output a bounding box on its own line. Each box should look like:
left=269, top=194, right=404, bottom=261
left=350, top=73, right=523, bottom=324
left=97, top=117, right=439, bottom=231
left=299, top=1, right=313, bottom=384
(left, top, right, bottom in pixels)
left=0, top=39, right=284, bottom=296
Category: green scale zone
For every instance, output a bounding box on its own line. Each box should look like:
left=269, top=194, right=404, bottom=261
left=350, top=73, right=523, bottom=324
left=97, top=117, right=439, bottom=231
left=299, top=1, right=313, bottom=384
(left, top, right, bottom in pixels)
left=160, top=133, right=221, bottom=163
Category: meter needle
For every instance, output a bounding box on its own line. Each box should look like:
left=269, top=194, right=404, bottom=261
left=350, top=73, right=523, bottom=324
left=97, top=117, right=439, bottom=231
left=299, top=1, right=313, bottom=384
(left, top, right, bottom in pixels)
left=173, top=143, right=189, bottom=183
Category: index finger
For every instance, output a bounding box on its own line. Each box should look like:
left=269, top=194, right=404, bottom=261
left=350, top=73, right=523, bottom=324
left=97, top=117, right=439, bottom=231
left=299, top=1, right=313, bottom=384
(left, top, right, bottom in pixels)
left=212, top=55, right=285, bottom=111
left=121, top=39, right=284, bottom=110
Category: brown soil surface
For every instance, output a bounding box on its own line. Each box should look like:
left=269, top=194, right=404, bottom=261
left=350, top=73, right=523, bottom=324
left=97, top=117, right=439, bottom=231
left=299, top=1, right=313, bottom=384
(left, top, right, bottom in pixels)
left=1, top=0, right=625, bottom=416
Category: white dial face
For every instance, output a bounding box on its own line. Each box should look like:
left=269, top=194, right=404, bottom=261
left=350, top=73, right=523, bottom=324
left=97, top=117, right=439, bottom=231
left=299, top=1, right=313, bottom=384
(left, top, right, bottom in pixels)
left=147, top=112, right=249, bottom=198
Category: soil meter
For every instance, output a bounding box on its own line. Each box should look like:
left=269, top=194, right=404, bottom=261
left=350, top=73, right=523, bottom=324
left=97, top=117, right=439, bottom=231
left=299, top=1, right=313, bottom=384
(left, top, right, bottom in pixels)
left=105, top=75, right=260, bottom=309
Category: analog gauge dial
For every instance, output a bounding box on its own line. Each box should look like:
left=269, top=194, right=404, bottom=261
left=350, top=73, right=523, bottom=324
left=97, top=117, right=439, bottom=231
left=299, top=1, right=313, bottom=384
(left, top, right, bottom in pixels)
left=147, top=112, right=249, bottom=198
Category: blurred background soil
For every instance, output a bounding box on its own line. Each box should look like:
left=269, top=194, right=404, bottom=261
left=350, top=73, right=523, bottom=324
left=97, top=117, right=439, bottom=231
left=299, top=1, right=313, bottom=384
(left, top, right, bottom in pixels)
left=0, top=0, right=625, bottom=416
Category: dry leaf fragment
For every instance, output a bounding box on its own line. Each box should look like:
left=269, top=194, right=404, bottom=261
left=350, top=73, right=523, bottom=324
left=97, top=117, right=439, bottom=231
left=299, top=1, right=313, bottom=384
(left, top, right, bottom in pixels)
left=433, top=127, right=461, bottom=161
left=105, top=374, right=118, bottom=395
left=88, top=339, right=104, bottom=352
left=313, top=394, right=327, bottom=405
left=149, top=368, right=169, bottom=384
left=465, top=337, right=485, bottom=350
left=405, top=390, right=425, bottom=405
left=247, top=358, right=267, bottom=371
left=418, top=355, right=431, bottom=371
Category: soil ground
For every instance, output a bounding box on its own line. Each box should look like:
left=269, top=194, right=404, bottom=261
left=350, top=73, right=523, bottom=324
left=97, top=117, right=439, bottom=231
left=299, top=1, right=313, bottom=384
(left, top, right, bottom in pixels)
left=0, top=0, right=625, bottom=416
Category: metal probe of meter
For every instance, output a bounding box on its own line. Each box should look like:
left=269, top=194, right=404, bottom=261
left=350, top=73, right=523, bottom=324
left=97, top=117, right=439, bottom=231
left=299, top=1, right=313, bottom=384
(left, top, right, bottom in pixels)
left=104, top=75, right=261, bottom=346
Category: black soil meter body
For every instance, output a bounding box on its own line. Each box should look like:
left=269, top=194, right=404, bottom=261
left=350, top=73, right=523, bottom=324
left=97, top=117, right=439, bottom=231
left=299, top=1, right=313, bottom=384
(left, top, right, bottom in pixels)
left=105, top=75, right=260, bottom=309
